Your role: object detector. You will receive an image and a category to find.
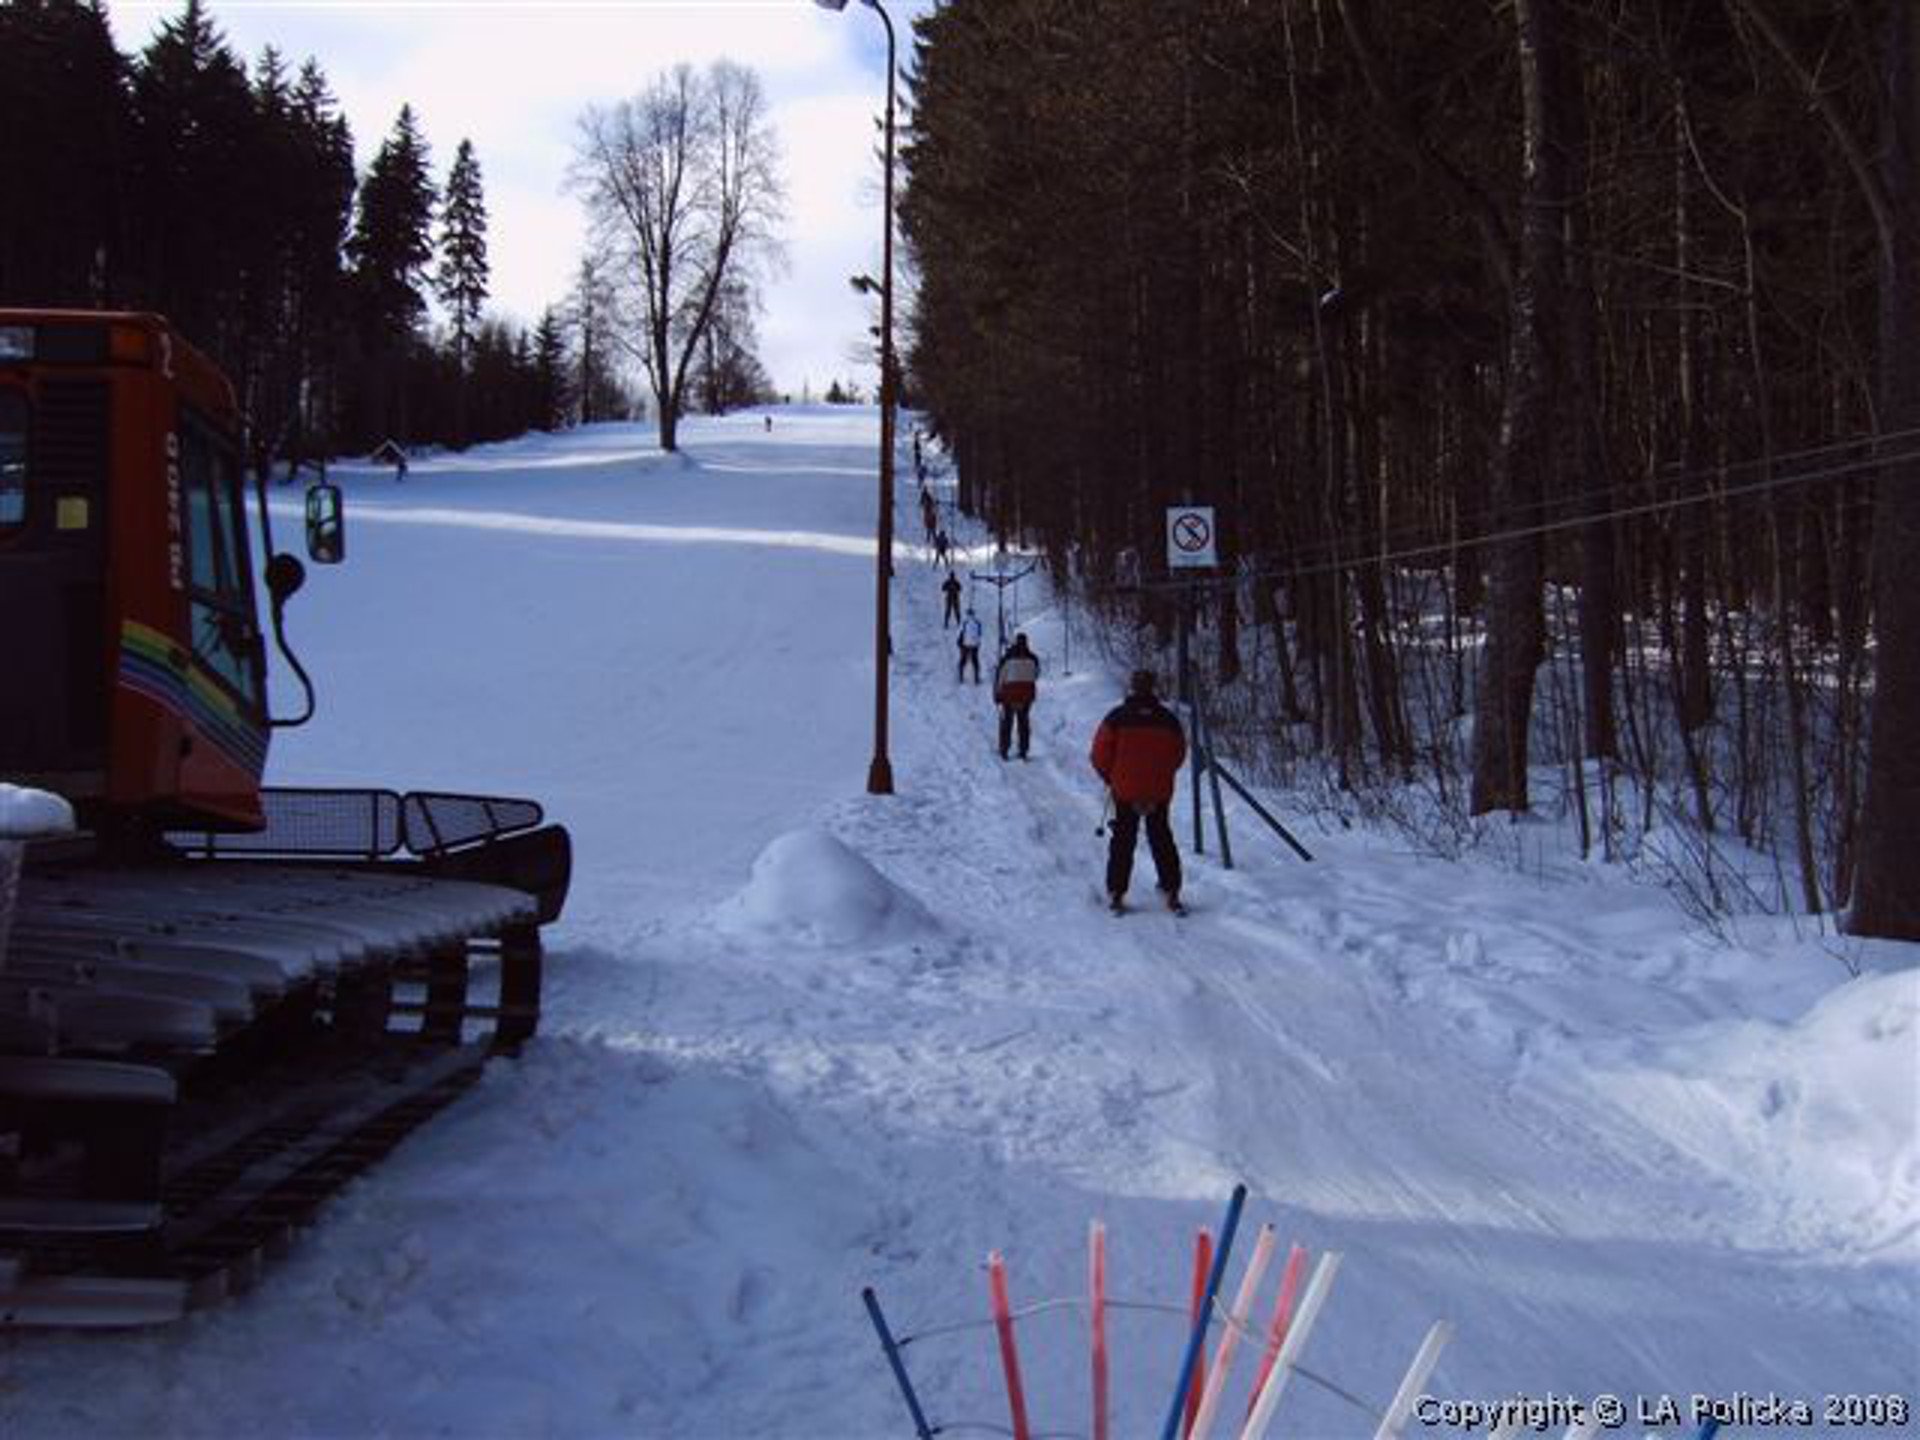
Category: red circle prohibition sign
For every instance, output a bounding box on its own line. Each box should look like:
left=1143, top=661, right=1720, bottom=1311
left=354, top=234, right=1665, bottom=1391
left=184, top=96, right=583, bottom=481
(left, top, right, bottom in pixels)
left=1173, top=513, right=1212, bottom=552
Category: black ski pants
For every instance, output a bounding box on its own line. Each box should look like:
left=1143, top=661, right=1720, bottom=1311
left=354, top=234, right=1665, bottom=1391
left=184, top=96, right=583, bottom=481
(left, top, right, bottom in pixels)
left=998, top=701, right=1031, bottom=758
left=1106, top=801, right=1181, bottom=899
left=944, top=591, right=962, bottom=626
left=958, top=643, right=981, bottom=682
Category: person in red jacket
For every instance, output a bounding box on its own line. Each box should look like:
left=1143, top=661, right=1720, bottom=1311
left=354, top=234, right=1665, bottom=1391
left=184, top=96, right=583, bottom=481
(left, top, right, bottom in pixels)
left=993, top=633, right=1041, bottom=759
left=1090, top=669, right=1187, bottom=912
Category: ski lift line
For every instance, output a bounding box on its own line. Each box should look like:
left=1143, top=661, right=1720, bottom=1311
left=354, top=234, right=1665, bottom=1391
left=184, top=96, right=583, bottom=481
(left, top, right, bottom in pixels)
left=1311, top=437, right=1913, bottom=572
left=1354, top=422, right=1920, bottom=554
left=1124, top=435, right=1916, bottom=597
left=1108, top=444, right=1918, bottom=600
left=1231, top=444, right=1905, bottom=594
left=1655, top=421, right=1920, bottom=478
left=1087, top=428, right=1915, bottom=601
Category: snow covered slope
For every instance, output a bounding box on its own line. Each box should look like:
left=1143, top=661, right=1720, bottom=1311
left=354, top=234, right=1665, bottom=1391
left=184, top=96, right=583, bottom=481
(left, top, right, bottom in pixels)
left=6, top=408, right=1914, bottom=1437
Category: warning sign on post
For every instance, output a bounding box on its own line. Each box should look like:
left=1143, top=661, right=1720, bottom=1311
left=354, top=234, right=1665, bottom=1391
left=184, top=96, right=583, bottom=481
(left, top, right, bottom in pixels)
left=1166, top=506, right=1217, bottom=569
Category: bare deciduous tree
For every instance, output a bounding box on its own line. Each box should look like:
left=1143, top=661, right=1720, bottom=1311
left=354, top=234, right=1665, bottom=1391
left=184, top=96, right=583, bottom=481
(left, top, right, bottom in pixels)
left=572, top=61, right=785, bottom=451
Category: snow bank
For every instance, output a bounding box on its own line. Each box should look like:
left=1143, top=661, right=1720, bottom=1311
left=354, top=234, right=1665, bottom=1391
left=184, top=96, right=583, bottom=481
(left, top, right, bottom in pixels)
left=715, top=828, right=938, bottom=949
left=1593, top=967, right=1920, bottom=1257
left=0, top=782, right=74, bottom=839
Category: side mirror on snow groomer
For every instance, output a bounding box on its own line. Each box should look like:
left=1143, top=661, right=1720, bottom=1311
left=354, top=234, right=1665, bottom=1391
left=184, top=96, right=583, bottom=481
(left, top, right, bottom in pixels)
left=305, top=481, right=344, bottom=564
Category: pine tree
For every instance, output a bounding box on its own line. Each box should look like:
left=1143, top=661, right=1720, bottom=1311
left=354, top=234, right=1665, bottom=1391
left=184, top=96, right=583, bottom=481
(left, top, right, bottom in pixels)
left=433, top=137, right=489, bottom=446
left=129, top=0, right=258, bottom=348
left=0, top=0, right=130, bottom=305
left=531, top=308, right=570, bottom=432
left=287, top=60, right=357, bottom=452
left=348, top=104, right=436, bottom=443
left=567, top=253, right=618, bottom=425
left=436, top=138, right=490, bottom=368
left=693, top=279, right=775, bottom=414
left=351, top=105, right=436, bottom=346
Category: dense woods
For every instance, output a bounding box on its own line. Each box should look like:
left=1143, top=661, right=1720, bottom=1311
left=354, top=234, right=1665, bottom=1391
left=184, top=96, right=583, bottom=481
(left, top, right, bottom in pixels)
left=902, top=0, right=1920, bottom=936
left=0, top=0, right=643, bottom=457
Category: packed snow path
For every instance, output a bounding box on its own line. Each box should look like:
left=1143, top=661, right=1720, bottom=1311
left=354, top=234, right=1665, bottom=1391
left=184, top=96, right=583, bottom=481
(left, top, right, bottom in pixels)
left=6, top=409, right=1914, bottom=1436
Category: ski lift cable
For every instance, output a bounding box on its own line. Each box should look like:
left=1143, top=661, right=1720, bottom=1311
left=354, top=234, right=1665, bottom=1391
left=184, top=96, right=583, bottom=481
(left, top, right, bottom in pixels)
left=1224, top=433, right=1919, bottom=590
left=1106, top=444, right=1916, bottom=598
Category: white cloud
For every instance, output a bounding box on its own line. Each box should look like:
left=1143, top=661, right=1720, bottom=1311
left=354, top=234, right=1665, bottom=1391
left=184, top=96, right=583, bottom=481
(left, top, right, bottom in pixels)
left=107, top=0, right=932, bottom=394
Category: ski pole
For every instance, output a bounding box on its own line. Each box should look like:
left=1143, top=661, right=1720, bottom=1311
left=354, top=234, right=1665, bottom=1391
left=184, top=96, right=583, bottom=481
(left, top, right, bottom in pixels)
left=1097, top=790, right=1115, bottom=838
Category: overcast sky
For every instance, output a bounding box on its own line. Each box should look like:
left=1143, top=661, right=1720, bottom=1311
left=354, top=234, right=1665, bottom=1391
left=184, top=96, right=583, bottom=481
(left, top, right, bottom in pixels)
left=110, top=0, right=936, bottom=399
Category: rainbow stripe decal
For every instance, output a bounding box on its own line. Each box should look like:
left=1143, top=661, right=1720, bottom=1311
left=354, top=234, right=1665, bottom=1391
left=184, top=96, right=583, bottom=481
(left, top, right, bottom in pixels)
left=117, top=618, right=267, bottom=778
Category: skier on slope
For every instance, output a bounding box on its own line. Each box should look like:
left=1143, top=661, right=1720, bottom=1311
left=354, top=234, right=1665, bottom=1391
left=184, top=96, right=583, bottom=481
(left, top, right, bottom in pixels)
left=993, top=632, right=1041, bottom=760
left=957, top=608, right=984, bottom=683
left=942, top=570, right=964, bottom=627
left=1091, top=669, right=1187, bottom=913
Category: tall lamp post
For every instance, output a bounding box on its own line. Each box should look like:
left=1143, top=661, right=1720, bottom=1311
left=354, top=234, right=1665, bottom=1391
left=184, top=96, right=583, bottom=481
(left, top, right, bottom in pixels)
left=816, top=0, right=898, bottom=796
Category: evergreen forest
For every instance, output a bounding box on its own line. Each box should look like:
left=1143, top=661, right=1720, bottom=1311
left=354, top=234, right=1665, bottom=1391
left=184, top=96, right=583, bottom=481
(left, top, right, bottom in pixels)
left=0, top=0, right=647, bottom=462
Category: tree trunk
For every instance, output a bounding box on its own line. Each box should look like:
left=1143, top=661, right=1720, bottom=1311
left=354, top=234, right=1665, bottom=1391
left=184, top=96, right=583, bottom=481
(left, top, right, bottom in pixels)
left=1851, top=3, right=1920, bottom=937
left=1471, top=0, right=1564, bottom=815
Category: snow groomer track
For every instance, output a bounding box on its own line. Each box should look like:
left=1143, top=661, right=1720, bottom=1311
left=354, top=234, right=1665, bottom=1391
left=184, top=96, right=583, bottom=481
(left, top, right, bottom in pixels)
left=1, top=838, right=554, bottom=1328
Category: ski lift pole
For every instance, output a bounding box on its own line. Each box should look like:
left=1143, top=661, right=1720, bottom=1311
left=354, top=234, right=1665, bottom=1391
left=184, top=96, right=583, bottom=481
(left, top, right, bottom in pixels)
left=861, top=1286, right=935, bottom=1440
left=1181, top=590, right=1204, bottom=856
left=1159, top=1184, right=1248, bottom=1440
left=1061, top=548, right=1073, bottom=677
left=1196, top=698, right=1233, bottom=870
left=1208, top=759, right=1315, bottom=863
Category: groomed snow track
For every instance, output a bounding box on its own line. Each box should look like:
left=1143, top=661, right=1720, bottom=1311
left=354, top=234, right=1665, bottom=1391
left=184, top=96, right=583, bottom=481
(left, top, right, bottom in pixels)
left=0, top=795, right=567, bottom=1328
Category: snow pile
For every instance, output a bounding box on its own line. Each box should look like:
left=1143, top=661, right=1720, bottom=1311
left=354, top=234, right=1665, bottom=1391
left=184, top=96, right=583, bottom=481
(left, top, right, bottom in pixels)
left=0, top=782, right=74, bottom=838
left=1591, top=968, right=1920, bottom=1257
left=716, top=827, right=939, bottom=948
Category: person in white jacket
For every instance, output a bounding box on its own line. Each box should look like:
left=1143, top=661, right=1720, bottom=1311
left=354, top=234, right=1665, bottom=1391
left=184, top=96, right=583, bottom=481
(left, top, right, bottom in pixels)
left=957, top=609, right=983, bottom=683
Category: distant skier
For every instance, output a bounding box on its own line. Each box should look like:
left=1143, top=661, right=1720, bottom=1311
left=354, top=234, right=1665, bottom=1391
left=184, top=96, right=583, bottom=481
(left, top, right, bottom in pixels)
left=942, top=570, right=964, bottom=627
left=934, top=528, right=952, bottom=566
left=993, top=633, right=1041, bottom=760
left=957, top=608, right=983, bottom=683
left=1091, top=669, right=1187, bottom=913
left=764, top=414, right=773, bottom=432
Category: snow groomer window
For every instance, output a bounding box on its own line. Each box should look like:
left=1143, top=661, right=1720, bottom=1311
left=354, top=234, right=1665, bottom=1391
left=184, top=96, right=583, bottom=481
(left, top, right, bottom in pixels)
left=0, top=390, right=25, bottom=528
left=179, top=408, right=260, bottom=706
